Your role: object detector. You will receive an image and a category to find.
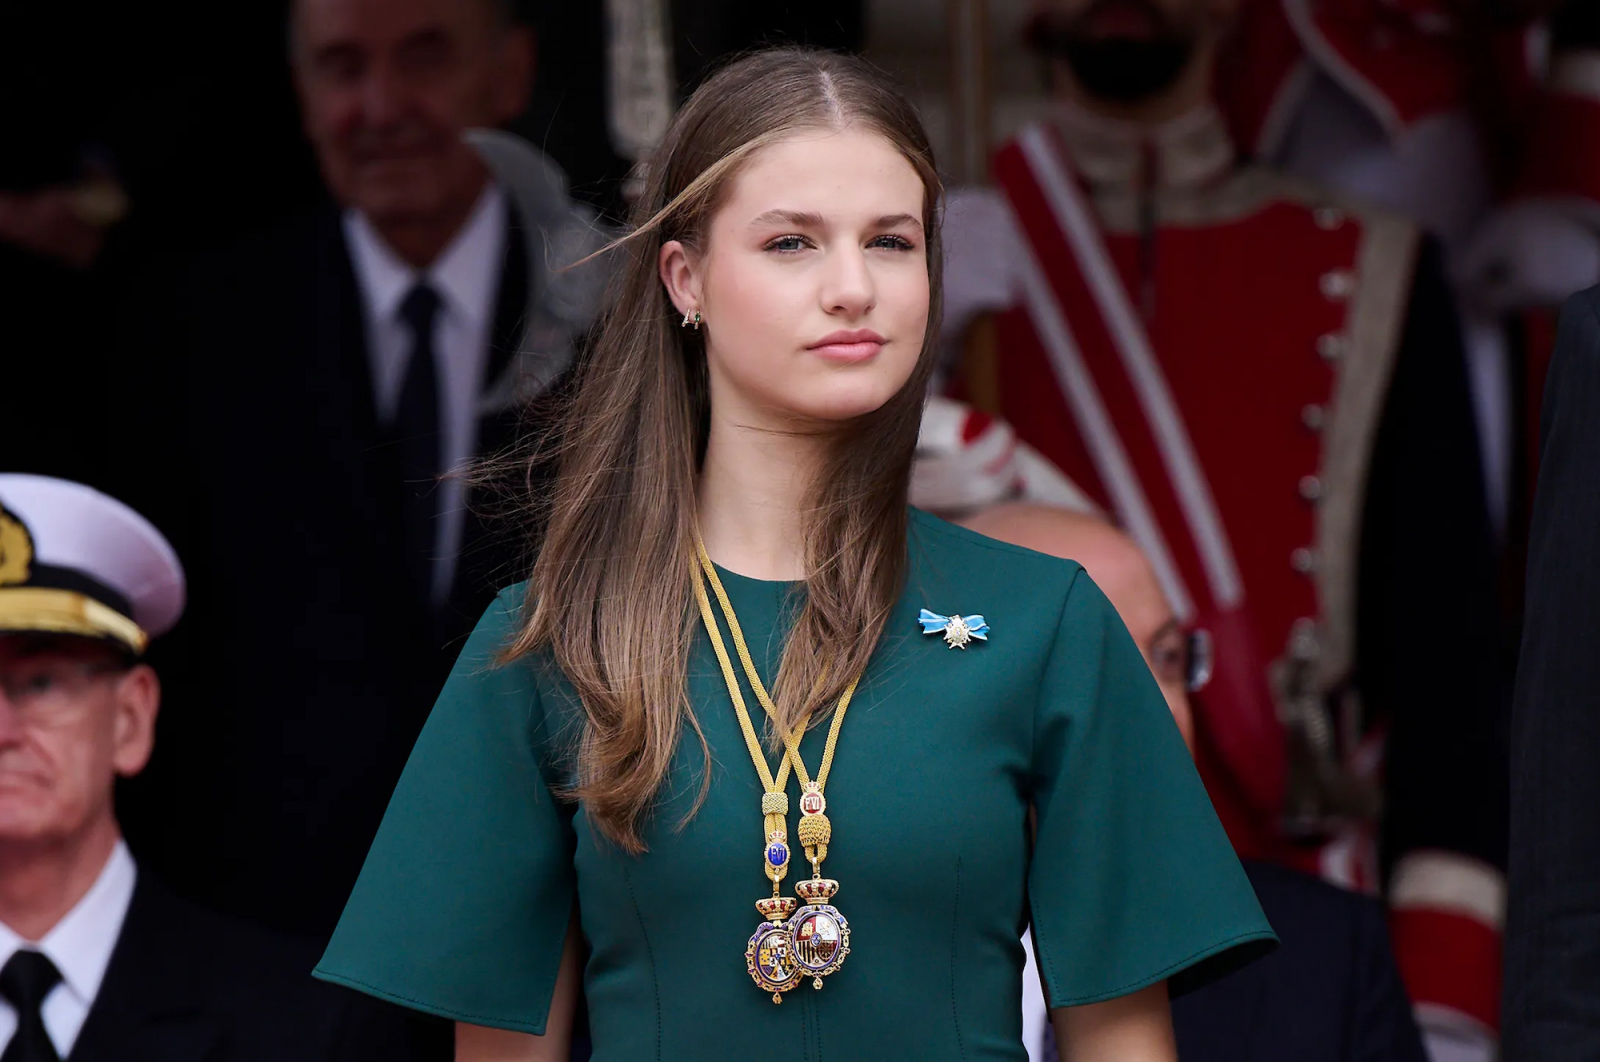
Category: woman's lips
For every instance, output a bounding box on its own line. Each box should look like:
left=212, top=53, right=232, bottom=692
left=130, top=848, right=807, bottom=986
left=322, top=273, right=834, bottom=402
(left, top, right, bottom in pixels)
left=810, top=330, right=887, bottom=363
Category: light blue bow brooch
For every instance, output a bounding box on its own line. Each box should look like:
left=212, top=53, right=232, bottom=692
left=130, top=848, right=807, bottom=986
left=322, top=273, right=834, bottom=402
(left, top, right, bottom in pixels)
left=918, top=609, right=990, bottom=650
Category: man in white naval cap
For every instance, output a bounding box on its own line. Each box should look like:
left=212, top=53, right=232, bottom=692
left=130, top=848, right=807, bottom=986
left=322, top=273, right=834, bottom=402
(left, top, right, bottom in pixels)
left=0, top=475, right=415, bottom=1062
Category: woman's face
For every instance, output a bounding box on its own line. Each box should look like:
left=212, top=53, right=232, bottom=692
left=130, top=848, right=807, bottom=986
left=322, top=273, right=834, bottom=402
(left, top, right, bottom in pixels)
left=661, top=125, right=931, bottom=429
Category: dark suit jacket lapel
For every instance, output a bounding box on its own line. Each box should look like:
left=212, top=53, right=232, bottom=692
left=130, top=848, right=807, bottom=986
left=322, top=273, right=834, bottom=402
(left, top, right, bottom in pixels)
left=68, top=876, right=225, bottom=1062
left=444, top=207, right=534, bottom=632
left=311, top=206, right=397, bottom=522
left=310, top=205, right=423, bottom=628
left=483, top=203, right=530, bottom=410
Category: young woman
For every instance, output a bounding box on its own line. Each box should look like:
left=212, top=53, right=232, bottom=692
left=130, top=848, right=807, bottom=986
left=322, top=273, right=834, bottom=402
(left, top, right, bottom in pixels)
left=314, top=48, right=1274, bottom=1061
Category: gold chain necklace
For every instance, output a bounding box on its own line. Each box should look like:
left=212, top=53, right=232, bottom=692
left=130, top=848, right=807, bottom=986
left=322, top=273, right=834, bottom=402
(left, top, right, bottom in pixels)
left=692, top=536, right=856, bottom=1002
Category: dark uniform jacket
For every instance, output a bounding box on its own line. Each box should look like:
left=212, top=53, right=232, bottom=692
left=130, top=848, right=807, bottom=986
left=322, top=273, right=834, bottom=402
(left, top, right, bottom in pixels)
left=67, top=870, right=416, bottom=1062
left=111, top=201, right=553, bottom=942
left=1172, top=861, right=1428, bottom=1062
left=1504, top=284, right=1600, bottom=1061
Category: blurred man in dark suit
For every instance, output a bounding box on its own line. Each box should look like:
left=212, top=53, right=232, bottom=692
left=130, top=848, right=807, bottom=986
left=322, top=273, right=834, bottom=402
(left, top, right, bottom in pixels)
left=0, top=0, right=132, bottom=489
left=0, top=475, right=413, bottom=1062
left=1504, top=284, right=1600, bottom=1061
left=115, top=0, right=607, bottom=949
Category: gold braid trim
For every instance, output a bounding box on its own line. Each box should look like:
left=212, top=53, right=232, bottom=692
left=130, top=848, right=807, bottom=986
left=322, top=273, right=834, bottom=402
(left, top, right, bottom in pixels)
left=0, top=587, right=147, bottom=654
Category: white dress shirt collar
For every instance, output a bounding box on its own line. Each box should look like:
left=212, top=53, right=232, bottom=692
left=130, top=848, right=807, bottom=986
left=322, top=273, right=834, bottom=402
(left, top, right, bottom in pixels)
left=0, top=839, right=137, bottom=1058
left=431, top=184, right=509, bottom=342
left=343, top=182, right=507, bottom=377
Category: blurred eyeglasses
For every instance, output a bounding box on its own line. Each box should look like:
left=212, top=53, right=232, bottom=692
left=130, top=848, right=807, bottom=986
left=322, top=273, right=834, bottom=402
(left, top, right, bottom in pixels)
left=0, top=660, right=126, bottom=723
left=1186, top=629, right=1214, bottom=693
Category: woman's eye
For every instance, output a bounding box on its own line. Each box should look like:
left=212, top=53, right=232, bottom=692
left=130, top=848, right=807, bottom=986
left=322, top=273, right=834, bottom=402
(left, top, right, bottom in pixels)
left=765, top=235, right=810, bottom=253
left=869, top=234, right=916, bottom=251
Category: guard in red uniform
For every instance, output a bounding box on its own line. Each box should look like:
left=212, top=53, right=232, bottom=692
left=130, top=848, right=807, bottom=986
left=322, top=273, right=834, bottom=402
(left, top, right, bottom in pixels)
left=947, top=1, right=1509, bottom=1056
left=1214, top=0, right=1535, bottom=559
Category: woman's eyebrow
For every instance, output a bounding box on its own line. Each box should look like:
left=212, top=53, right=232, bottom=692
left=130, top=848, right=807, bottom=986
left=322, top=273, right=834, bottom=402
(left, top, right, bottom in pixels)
left=746, top=210, right=924, bottom=232
left=749, top=209, right=827, bottom=229
left=876, top=213, right=924, bottom=231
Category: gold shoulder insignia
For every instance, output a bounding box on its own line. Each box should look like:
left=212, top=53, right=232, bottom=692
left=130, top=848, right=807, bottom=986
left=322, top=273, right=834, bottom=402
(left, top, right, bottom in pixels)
left=0, top=505, right=34, bottom=586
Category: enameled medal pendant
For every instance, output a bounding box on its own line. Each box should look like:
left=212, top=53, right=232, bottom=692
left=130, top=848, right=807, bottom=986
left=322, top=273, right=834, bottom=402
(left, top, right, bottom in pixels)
left=746, top=825, right=804, bottom=1003
left=789, top=877, right=851, bottom=988
left=789, top=782, right=850, bottom=988
left=747, top=895, right=801, bottom=1003
left=692, top=538, right=861, bottom=1004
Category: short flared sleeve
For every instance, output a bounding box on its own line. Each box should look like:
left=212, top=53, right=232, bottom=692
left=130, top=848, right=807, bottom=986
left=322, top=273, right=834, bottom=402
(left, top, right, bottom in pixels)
left=314, top=587, right=576, bottom=1033
left=1028, top=569, right=1276, bottom=1007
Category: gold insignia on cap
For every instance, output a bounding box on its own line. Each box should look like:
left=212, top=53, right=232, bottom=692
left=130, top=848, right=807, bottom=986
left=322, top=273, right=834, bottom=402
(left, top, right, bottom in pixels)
left=0, top=505, right=33, bottom=587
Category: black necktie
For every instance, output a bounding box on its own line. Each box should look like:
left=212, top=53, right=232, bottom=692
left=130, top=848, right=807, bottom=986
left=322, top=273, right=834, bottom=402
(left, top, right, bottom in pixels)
left=1, top=950, right=63, bottom=1062
left=395, top=283, right=443, bottom=606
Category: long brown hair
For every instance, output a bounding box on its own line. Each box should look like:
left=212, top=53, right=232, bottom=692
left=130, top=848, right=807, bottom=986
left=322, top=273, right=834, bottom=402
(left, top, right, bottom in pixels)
left=506, top=47, right=944, bottom=852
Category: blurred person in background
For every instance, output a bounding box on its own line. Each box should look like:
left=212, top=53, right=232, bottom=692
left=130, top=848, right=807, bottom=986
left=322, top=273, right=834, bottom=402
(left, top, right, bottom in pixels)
left=1458, top=0, right=1600, bottom=575
left=1503, top=283, right=1600, bottom=1061
left=1215, top=0, right=1493, bottom=254
left=0, top=475, right=413, bottom=1062
left=1465, top=1, right=1600, bottom=319
left=941, top=0, right=1510, bottom=1056
left=113, top=0, right=609, bottom=960
left=1461, top=0, right=1600, bottom=317
left=957, top=503, right=1428, bottom=1062
left=1212, top=0, right=1539, bottom=566
left=0, top=175, right=126, bottom=486
left=0, top=4, right=134, bottom=487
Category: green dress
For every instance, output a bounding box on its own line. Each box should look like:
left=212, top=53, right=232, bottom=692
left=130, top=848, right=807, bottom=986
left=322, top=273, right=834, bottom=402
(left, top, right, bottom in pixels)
left=315, top=509, right=1275, bottom=1059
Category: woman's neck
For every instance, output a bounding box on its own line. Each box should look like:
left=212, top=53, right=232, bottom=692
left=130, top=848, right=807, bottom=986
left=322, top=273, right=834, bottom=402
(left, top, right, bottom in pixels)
left=697, top=412, right=828, bottom=582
